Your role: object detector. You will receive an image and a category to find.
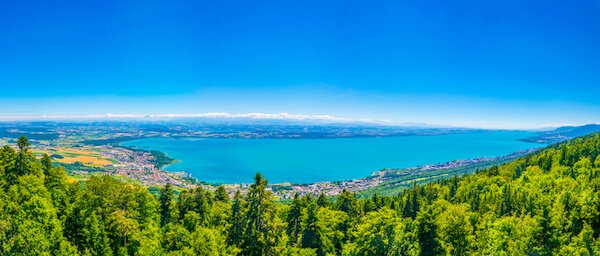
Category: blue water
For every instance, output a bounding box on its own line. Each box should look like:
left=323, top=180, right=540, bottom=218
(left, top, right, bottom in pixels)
left=121, top=131, right=543, bottom=184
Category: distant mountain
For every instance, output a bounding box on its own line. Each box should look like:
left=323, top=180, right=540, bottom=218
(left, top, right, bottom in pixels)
left=2, top=113, right=471, bottom=128
left=522, top=124, right=600, bottom=144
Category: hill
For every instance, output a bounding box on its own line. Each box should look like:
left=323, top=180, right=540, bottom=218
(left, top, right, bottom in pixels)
left=0, top=134, right=599, bottom=255
left=522, top=124, right=600, bottom=144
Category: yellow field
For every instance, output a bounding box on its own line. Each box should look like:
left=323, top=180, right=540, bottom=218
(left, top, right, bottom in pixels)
left=58, top=155, right=113, bottom=166
left=37, top=147, right=115, bottom=167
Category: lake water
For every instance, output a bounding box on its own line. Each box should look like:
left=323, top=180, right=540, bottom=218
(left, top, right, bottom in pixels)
left=121, top=131, right=543, bottom=184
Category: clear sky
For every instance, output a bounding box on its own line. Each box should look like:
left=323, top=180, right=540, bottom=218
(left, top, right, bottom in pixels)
left=1, top=0, right=599, bottom=129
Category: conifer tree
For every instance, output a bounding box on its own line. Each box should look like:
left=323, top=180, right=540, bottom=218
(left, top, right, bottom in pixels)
left=159, top=184, right=176, bottom=226
left=227, top=190, right=245, bottom=246
left=214, top=186, right=230, bottom=203
left=286, top=193, right=304, bottom=246
left=241, top=173, right=277, bottom=256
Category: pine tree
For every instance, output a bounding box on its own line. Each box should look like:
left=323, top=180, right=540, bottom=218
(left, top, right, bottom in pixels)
left=227, top=190, right=245, bottom=246
left=416, top=206, right=442, bottom=256
left=300, top=202, right=321, bottom=254
left=159, top=184, right=176, bottom=226
left=241, top=172, right=276, bottom=256
left=316, top=193, right=329, bottom=207
left=214, top=186, right=229, bottom=203
left=286, top=193, right=304, bottom=246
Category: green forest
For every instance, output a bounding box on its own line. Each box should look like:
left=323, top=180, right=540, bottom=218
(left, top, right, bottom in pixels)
left=1, top=134, right=599, bottom=255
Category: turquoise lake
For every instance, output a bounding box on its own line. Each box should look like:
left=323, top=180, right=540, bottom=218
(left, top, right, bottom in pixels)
left=121, top=131, right=544, bottom=184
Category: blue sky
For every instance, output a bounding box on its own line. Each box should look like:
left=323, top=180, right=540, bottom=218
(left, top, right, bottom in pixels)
left=1, top=0, right=599, bottom=129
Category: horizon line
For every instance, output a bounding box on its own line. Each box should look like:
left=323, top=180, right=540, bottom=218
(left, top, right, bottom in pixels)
left=0, top=112, right=594, bottom=130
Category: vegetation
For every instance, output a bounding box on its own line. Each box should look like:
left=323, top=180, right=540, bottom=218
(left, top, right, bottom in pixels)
left=1, top=134, right=600, bottom=255
left=358, top=154, right=524, bottom=197
left=55, top=161, right=105, bottom=174
left=44, top=147, right=114, bottom=166
left=83, top=136, right=148, bottom=146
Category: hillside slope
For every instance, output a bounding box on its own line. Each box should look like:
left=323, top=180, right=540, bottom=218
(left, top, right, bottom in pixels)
left=523, top=124, right=600, bottom=143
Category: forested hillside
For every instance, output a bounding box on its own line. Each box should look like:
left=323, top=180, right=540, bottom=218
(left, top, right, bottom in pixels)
left=1, top=134, right=599, bottom=255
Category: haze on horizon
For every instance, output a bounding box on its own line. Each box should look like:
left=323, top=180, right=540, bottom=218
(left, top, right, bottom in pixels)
left=1, top=1, right=599, bottom=129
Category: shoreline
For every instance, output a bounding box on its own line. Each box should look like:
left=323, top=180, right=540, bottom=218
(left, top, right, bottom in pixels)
left=114, top=133, right=544, bottom=185
left=270, top=147, right=541, bottom=199
left=111, top=142, right=543, bottom=199
left=71, top=131, right=549, bottom=196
